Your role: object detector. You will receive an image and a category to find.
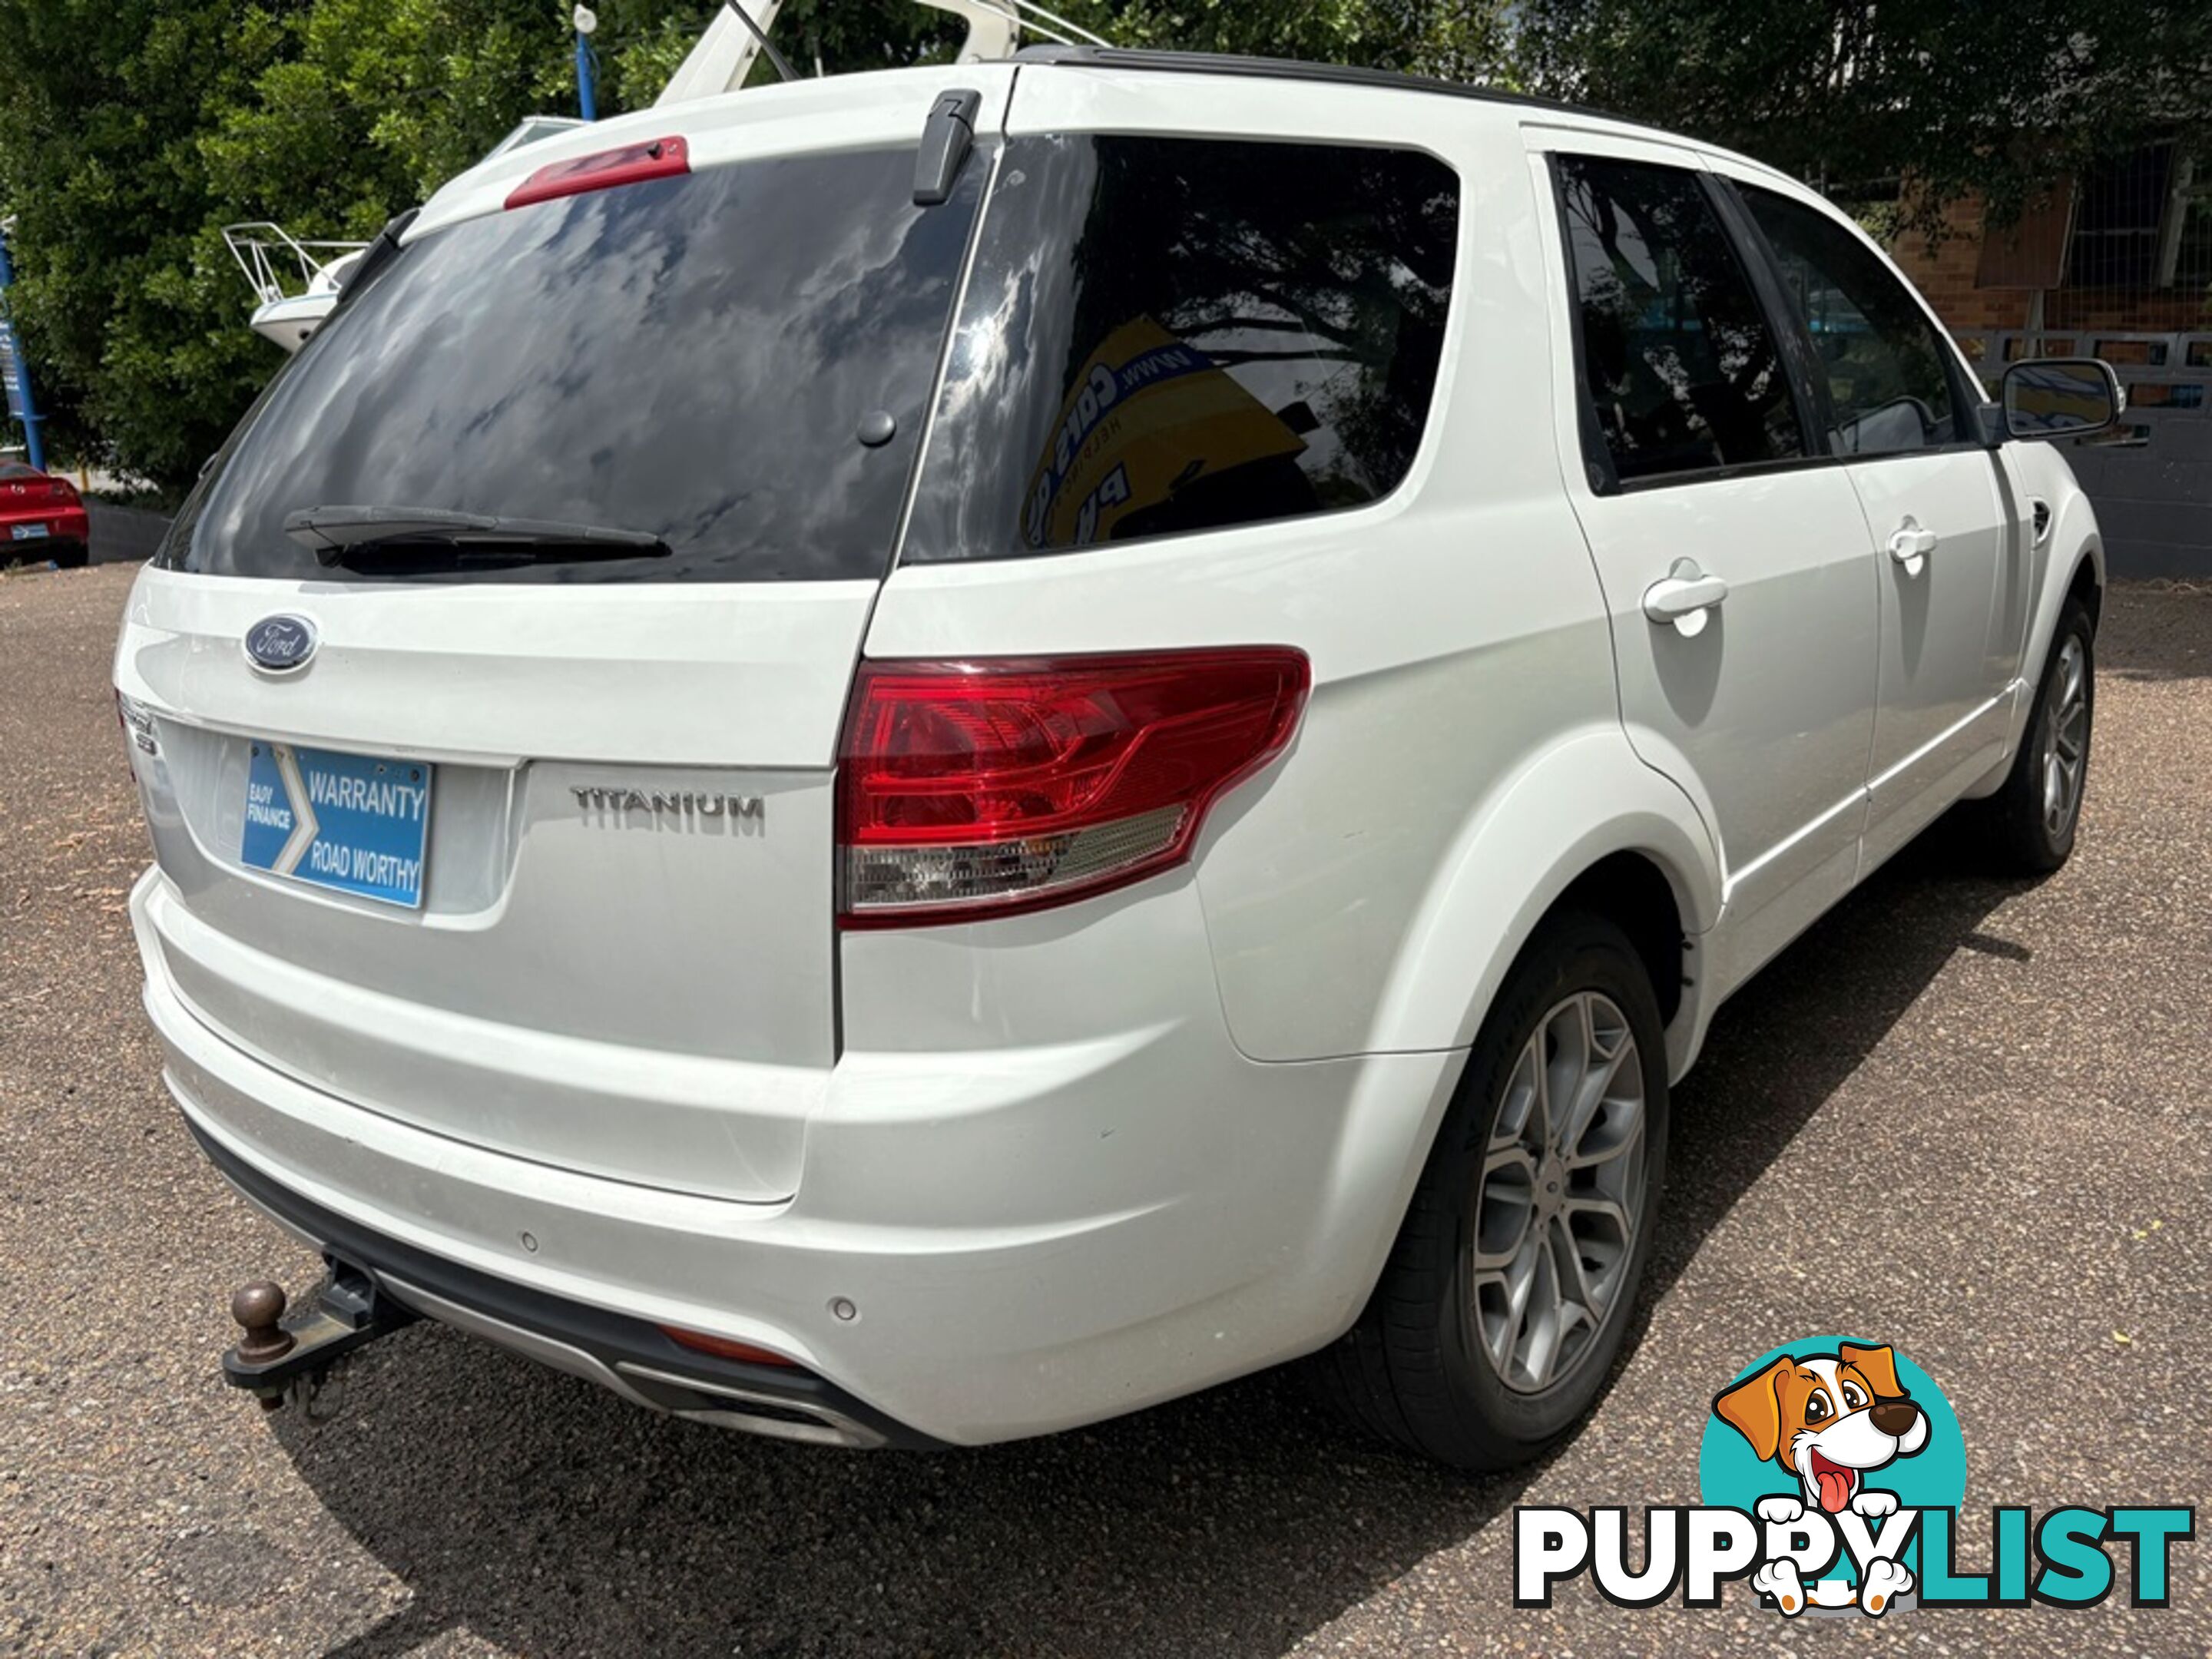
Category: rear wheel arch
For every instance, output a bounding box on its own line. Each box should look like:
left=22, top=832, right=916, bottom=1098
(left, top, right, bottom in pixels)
left=1303, top=751, right=1721, bottom=1391
left=1356, top=823, right=1707, bottom=1286
left=1551, top=850, right=1688, bottom=1028
left=1313, top=902, right=1674, bottom=1466
left=1443, top=817, right=1715, bottom=1061
left=1365, top=729, right=1720, bottom=1063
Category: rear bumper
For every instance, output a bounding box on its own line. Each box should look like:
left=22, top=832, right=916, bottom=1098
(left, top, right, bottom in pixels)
left=136, top=866, right=1462, bottom=1445
left=188, top=1114, right=932, bottom=1448
left=4, top=505, right=88, bottom=549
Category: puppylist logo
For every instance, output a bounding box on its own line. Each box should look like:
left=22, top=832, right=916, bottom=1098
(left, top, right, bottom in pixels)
left=1515, top=1336, right=2194, bottom=1618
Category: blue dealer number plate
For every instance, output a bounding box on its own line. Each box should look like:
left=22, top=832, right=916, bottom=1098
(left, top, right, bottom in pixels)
left=240, top=742, right=432, bottom=908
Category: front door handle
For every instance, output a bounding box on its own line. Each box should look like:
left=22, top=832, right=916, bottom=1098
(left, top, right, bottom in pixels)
left=1642, top=561, right=1728, bottom=637
left=1888, top=518, right=1938, bottom=577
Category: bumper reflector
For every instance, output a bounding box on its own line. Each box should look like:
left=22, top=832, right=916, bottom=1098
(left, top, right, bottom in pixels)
left=659, top=1326, right=802, bottom=1369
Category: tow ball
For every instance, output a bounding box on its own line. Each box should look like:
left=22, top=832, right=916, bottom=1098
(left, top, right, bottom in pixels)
left=222, top=1260, right=416, bottom=1413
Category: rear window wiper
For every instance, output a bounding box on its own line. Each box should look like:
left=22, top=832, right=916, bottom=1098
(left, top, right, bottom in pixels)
left=283, top=505, right=669, bottom=568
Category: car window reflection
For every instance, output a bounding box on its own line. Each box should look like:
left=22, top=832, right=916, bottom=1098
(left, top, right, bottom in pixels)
left=167, top=148, right=985, bottom=584
left=905, top=134, right=1459, bottom=562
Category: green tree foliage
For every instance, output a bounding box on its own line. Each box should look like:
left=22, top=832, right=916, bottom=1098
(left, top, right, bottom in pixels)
left=2, top=5, right=839, bottom=485
left=0, top=1, right=288, bottom=485
left=1514, top=0, right=2212, bottom=231
left=27, top=0, right=2189, bottom=490
left=0, top=0, right=976, bottom=488
left=1068, top=0, right=1508, bottom=78
left=0, top=0, right=1513, bottom=490
left=201, top=0, right=574, bottom=229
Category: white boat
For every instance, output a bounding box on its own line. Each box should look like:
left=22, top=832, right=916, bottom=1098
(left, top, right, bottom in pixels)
left=221, top=120, right=591, bottom=354
left=221, top=224, right=370, bottom=353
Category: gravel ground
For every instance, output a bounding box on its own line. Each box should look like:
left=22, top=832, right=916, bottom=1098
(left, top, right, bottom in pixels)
left=3, top=560, right=2207, bottom=1658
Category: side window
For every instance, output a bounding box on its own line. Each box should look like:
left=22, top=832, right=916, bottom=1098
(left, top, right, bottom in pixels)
left=902, top=134, right=1459, bottom=561
left=1555, top=155, right=1805, bottom=485
left=1740, top=186, right=1959, bottom=456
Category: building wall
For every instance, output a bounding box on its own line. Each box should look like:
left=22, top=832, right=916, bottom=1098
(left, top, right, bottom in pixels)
left=1891, top=190, right=2212, bottom=339
left=1889, top=195, right=2037, bottom=333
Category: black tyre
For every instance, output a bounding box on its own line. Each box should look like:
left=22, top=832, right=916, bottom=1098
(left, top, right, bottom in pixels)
left=1312, top=910, right=1669, bottom=1469
left=1979, top=598, right=2094, bottom=875
left=51, top=540, right=90, bottom=569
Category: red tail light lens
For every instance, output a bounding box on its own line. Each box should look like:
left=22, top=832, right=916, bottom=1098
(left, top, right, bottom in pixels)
left=837, top=648, right=1310, bottom=927
left=505, top=135, right=690, bottom=210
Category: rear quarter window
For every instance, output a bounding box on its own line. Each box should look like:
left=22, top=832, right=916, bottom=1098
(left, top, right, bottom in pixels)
left=902, top=134, right=1459, bottom=561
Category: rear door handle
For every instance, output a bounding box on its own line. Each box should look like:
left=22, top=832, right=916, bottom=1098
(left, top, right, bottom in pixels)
left=1888, top=518, right=1938, bottom=577
left=1642, top=562, right=1728, bottom=637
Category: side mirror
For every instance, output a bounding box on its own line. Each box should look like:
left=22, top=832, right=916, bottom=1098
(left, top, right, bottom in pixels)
left=1998, top=357, right=2124, bottom=442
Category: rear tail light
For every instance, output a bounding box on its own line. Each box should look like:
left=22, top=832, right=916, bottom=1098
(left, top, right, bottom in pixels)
left=836, top=647, right=1310, bottom=927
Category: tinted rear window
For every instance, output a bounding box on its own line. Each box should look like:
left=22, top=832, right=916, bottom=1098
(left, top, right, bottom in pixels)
left=903, top=135, right=1459, bottom=561
left=160, top=145, right=985, bottom=583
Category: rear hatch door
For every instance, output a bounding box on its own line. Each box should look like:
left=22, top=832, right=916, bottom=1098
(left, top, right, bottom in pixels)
left=118, top=71, right=1008, bottom=1203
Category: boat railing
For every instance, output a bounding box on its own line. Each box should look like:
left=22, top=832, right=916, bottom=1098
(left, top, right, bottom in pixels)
left=221, top=224, right=372, bottom=308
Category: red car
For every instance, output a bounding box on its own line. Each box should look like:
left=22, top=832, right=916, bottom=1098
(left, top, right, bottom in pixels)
left=1, top=461, right=90, bottom=567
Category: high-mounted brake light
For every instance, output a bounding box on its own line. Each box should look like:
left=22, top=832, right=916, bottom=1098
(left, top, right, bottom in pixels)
left=505, top=135, right=690, bottom=210
left=837, top=648, right=1310, bottom=928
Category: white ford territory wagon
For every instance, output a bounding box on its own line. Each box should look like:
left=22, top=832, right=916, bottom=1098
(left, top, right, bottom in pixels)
left=117, top=48, right=2120, bottom=1466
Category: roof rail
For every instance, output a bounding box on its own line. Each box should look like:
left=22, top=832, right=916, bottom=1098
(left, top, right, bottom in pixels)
left=1008, top=45, right=1653, bottom=134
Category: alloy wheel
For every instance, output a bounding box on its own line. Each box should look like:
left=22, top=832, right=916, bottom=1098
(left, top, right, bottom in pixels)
left=1471, top=991, right=1647, bottom=1394
left=2041, top=634, right=2089, bottom=840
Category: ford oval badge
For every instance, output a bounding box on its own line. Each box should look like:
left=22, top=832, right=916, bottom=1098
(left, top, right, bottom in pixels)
left=243, top=614, right=318, bottom=674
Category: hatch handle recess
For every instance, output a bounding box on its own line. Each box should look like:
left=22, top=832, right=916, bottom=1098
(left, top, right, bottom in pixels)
left=914, top=89, right=982, bottom=206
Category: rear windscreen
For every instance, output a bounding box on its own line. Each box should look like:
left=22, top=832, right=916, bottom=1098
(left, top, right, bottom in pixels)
left=902, top=135, right=1459, bottom=561
left=159, top=145, right=985, bottom=584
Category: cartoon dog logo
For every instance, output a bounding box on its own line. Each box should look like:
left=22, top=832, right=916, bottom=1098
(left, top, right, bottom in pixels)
left=1713, top=1342, right=1929, bottom=1614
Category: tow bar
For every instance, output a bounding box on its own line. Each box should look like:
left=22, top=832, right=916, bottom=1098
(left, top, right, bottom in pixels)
left=222, top=1260, right=417, bottom=1412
